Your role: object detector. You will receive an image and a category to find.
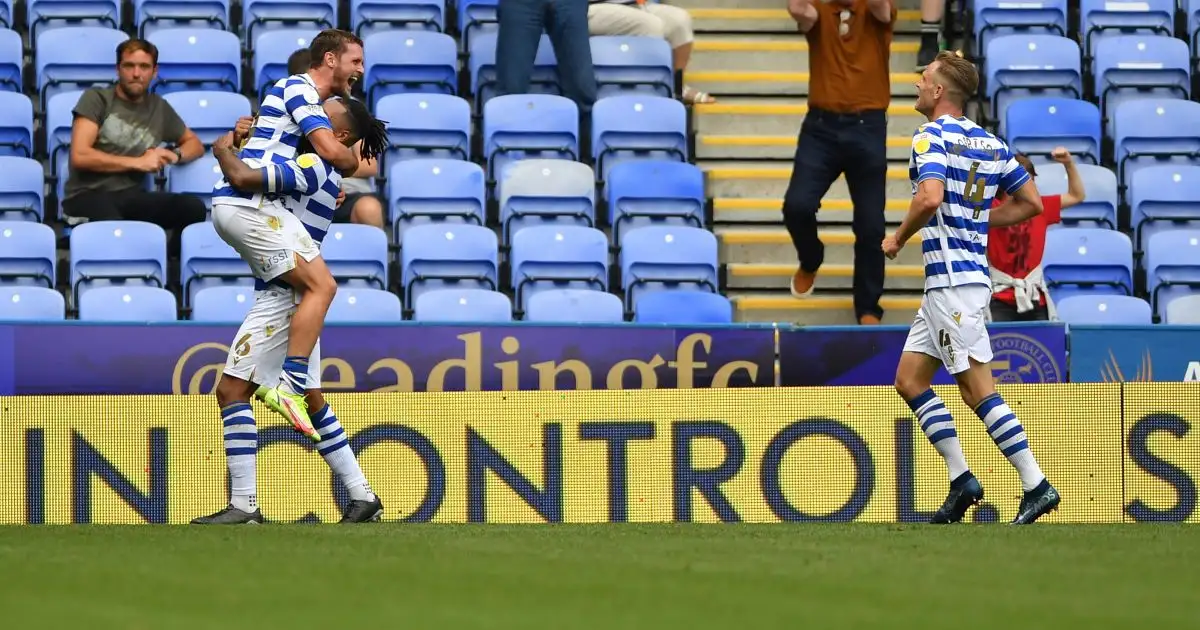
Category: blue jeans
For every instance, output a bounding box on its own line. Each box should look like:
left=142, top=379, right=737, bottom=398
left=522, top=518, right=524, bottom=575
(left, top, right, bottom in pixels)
left=495, top=0, right=596, bottom=110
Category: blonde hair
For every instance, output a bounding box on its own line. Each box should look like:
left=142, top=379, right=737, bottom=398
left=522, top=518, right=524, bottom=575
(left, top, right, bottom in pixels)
left=932, top=51, right=978, bottom=107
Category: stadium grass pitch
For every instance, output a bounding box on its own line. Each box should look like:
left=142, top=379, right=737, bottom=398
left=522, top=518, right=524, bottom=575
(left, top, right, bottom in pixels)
left=1, top=525, right=1196, bottom=629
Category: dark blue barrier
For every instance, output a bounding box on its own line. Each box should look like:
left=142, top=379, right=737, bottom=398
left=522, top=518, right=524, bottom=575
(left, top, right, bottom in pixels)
left=1068, top=325, right=1200, bottom=383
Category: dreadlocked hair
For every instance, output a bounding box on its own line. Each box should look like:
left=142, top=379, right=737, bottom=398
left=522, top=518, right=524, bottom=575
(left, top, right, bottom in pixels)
left=343, top=97, right=388, bottom=163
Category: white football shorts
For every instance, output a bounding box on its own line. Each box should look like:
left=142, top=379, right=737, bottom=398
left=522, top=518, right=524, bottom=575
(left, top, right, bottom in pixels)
left=222, top=285, right=322, bottom=389
left=211, top=201, right=320, bottom=283
left=902, top=284, right=994, bottom=375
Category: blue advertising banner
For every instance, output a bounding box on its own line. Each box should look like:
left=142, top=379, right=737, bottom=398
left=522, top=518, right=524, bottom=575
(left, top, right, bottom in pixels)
left=777, top=323, right=1067, bottom=386
left=1068, top=325, right=1200, bottom=383
left=0, top=323, right=776, bottom=395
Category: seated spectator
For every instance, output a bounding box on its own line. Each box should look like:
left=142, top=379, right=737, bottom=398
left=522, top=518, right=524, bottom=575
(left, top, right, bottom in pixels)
left=64, top=38, right=208, bottom=248
left=587, top=0, right=714, bottom=104
left=288, top=48, right=385, bottom=230
left=989, top=148, right=1086, bottom=322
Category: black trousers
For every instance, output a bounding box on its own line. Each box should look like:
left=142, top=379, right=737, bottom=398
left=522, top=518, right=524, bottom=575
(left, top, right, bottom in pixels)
left=781, top=107, right=888, bottom=319
left=63, top=189, right=208, bottom=256
left=990, top=299, right=1050, bottom=322
left=496, top=0, right=597, bottom=110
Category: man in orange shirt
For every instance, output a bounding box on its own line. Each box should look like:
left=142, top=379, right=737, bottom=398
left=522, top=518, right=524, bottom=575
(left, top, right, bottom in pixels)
left=988, top=148, right=1086, bottom=321
left=785, top=0, right=895, bottom=325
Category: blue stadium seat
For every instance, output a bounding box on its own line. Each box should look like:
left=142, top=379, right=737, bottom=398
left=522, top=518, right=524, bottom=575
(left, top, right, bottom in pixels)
left=1081, top=0, right=1174, bottom=58
left=69, top=221, right=168, bottom=304
left=389, top=158, right=486, bottom=244
left=0, top=0, right=13, bottom=29
left=634, top=290, right=733, bottom=324
left=0, top=287, right=66, bottom=321
left=1190, top=0, right=1200, bottom=64
left=619, top=226, right=719, bottom=311
left=1043, top=227, right=1133, bottom=301
left=46, top=90, right=83, bottom=191
left=191, top=285, right=255, bottom=322
left=167, top=155, right=222, bottom=210
left=1033, top=162, right=1118, bottom=228
left=456, top=0, right=497, bottom=52
left=1130, top=165, right=1200, bottom=254
left=327, top=287, right=404, bottom=323
left=524, top=288, right=624, bottom=323
left=0, top=158, right=46, bottom=222
left=78, top=286, right=177, bottom=322
left=1093, top=35, right=1190, bottom=135
left=1113, top=99, right=1200, bottom=196
left=180, top=222, right=253, bottom=306
left=592, top=95, right=688, bottom=181
left=323, top=224, right=390, bottom=289
left=363, top=31, right=458, bottom=108
left=972, top=0, right=1067, bottom=59
left=482, top=94, right=579, bottom=182
left=0, top=29, right=22, bottom=93
left=1003, top=98, right=1100, bottom=165
left=163, top=91, right=252, bottom=146
left=242, top=0, right=336, bottom=46
left=1055, top=294, right=1152, bottom=325
left=36, top=27, right=128, bottom=108
left=351, top=0, right=444, bottom=38
left=135, top=0, right=231, bottom=37
left=0, top=94, right=35, bottom=159
left=149, top=28, right=241, bottom=95
left=469, top=32, right=559, bottom=112
left=510, top=225, right=608, bottom=311
left=400, top=223, right=498, bottom=306
left=0, top=221, right=56, bottom=287
left=498, top=159, right=596, bottom=245
left=1165, top=294, right=1200, bottom=324
left=376, top=93, right=471, bottom=168
left=27, top=0, right=121, bottom=40
left=413, top=288, right=512, bottom=322
left=253, top=29, right=320, bottom=100
left=1145, top=229, right=1200, bottom=320
left=590, top=36, right=674, bottom=98
left=984, top=34, right=1081, bottom=124
left=607, top=160, right=705, bottom=245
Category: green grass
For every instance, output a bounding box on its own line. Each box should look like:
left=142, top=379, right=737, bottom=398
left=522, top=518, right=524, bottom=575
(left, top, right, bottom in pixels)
left=1, top=525, right=1197, bottom=629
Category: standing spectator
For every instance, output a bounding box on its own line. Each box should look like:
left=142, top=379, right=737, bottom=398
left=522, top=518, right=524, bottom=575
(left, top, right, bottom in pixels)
left=917, top=0, right=942, bottom=70
left=784, top=0, right=894, bottom=325
left=64, top=38, right=208, bottom=249
left=496, top=0, right=597, bottom=111
left=989, top=149, right=1086, bottom=322
left=587, top=0, right=713, bottom=104
left=287, top=48, right=385, bottom=230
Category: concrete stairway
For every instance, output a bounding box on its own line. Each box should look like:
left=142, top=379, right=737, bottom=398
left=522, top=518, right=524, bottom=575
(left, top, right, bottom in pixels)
left=676, top=0, right=928, bottom=325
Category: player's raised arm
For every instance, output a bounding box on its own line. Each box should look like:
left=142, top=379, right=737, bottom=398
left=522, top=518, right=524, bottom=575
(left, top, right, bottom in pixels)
left=991, top=153, right=1043, bottom=227
left=283, top=79, right=358, bottom=175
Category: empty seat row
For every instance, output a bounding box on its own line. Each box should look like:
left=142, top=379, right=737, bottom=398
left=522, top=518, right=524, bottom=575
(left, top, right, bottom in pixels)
left=1044, top=227, right=1200, bottom=320
left=23, top=27, right=673, bottom=110
left=0, top=219, right=721, bottom=312
left=985, top=33, right=1190, bottom=126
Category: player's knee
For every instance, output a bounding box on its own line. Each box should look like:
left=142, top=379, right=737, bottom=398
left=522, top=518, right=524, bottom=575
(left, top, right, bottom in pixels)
left=215, top=375, right=252, bottom=408
left=894, top=373, right=924, bottom=401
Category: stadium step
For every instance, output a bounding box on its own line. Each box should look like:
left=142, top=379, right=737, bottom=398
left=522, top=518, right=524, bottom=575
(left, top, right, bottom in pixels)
left=726, top=262, right=927, bottom=291
left=716, top=227, right=924, bottom=266
left=712, top=197, right=911, bottom=225
left=702, top=161, right=915, bottom=201
left=692, top=100, right=923, bottom=139
left=731, top=292, right=923, bottom=324
left=697, top=133, right=917, bottom=161
left=685, top=69, right=920, bottom=99
left=684, top=3, right=925, bottom=34
left=690, top=36, right=920, bottom=76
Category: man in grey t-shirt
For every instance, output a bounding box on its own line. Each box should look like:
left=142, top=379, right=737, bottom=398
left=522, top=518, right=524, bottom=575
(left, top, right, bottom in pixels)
left=63, top=38, right=208, bottom=249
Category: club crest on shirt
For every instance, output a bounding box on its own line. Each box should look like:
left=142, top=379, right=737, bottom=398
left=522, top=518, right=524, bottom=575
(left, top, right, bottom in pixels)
left=266, top=216, right=282, bottom=231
